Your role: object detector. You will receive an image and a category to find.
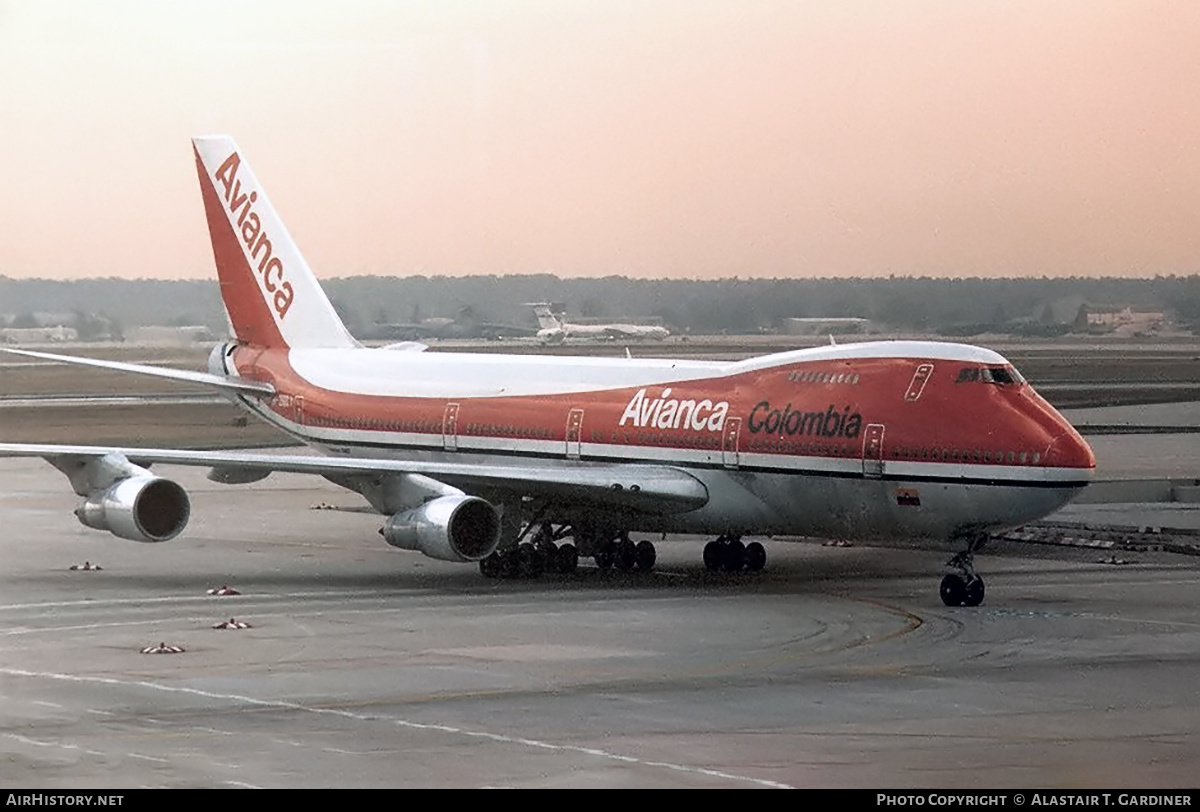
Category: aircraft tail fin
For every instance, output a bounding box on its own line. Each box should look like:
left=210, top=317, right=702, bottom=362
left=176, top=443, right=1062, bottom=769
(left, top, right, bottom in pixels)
left=192, top=136, right=358, bottom=351
left=528, top=304, right=562, bottom=331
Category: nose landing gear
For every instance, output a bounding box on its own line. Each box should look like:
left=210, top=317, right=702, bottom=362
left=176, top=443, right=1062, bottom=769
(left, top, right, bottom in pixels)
left=940, top=539, right=986, bottom=607
left=939, top=572, right=985, bottom=607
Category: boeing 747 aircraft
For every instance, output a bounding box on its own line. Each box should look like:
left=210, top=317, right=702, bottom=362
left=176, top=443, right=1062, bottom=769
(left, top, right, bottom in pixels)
left=0, top=136, right=1095, bottom=606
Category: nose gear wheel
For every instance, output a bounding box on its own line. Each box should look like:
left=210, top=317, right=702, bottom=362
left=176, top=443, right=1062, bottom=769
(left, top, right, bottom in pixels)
left=940, top=537, right=987, bottom=607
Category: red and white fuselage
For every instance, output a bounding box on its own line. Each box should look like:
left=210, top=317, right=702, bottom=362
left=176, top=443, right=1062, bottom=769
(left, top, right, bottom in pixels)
left=214, top=336, right=1094, bottom=543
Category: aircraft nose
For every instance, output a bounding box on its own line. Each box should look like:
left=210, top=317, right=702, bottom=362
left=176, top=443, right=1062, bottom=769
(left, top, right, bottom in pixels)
left=1043, top=428, right=1096, bottom=472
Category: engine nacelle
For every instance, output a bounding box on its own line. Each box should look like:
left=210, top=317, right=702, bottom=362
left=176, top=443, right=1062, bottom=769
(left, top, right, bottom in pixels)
left=380, top=495, right=500, bottom=562
left=536, top=328, right=565, bottom=345
left=75, top=476, right=191, bottom=543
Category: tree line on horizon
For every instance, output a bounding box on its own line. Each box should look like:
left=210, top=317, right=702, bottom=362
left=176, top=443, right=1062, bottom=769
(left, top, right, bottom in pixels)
left=2, top=274, right=1199, bottom=337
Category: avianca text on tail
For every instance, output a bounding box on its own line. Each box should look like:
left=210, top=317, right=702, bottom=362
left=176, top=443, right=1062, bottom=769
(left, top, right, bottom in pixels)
left=213, top=150, right=294, bottom=319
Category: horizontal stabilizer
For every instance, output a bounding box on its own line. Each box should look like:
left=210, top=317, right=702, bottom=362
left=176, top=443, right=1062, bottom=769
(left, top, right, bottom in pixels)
left=0, top=348, right=274, bottom=397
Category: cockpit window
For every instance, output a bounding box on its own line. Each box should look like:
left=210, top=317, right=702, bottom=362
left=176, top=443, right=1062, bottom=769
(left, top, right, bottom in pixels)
left=987, top=366, right=1024, bottom=384
left=955, top=366, right=1025, bottom=385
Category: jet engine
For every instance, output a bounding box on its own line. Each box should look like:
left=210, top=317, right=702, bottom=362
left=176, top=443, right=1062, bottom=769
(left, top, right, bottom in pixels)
left=380, top=495, right=501, bottom=562
left=75, top=475, right=191, bottom=543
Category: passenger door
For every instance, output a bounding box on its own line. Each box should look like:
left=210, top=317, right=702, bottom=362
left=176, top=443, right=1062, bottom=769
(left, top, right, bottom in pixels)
left=862, top=423, right=885, bottom=478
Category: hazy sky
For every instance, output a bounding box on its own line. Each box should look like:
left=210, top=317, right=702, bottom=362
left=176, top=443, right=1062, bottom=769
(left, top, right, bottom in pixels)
left=1, top=1, right=1197, bottom=280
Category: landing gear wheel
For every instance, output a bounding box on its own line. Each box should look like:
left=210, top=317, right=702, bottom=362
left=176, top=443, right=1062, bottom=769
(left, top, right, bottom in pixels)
left=940, top=573, right=967, bottom=606
left=556, top=543, right=579, bottom=574
left=704, top=536, right=750, bottom=572
left=479, top=552, right=502, bottom=578
left=614, top=537, right=637, bottom=572
left=635, top=540, right=656, bottom=572
left=536, top=537, right=559, bottom=566
left=942, top=535, right=988, bottom=606
left=540, top=541, right=560, bottom=572
left=963, top=576, right=985, bottom=607
left=594, top=540, right=616, bottom=570
left=721, top=539, right=746, bottom=572
left=744, top=541, right=766, bottom=572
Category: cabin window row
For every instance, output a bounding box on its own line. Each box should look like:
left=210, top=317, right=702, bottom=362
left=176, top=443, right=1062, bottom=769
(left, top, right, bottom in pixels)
left=310, top=415, right=439, bottom=432
left=747, top=438, right=855, bottom=456
left=306, top=415, right=554, bottom=440
left=893, top=446, right=1042, bottom=465
left=787, top=370, right=861, bottom=385
left=621, top=431, right=723, bottom=449
left=464, top=423, right=553, bottom=440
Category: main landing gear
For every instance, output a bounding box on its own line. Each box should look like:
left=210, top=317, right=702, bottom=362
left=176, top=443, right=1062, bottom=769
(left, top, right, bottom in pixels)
left=479, top=523, right=661, bottom=579
left=702, top=535, right=766, bottom=573
left=592, top=532, right=657, bottom=573
left=479, top=523, right=579, bottom=579
left=939, top=537, right=987, bottom=607
left=479, top=523, right=771, bottom=579
left=478, top=541, right=579, bottom=578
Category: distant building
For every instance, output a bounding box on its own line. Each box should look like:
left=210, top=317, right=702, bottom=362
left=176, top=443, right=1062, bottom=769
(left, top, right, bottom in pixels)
left=0, top=325, right=78, bottom=343
left=1081, top=306, right=1165, bottom=334
left=781, top=317, right=870, bottom=336
left=124, top=325, right=217, bottom=345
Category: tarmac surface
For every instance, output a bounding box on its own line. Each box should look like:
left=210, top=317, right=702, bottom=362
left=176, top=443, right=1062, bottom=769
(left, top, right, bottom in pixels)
left=2, top=449, right=1199, bottom=788
left=2, top=341, right=1199, bottom=788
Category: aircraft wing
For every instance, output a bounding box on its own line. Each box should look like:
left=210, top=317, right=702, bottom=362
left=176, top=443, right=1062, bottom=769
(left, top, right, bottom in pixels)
left=0, top=346, right=702, bottom=513
left=0, top=443, right=709, bottom=515
left=0, top=347, right=274, bottom=397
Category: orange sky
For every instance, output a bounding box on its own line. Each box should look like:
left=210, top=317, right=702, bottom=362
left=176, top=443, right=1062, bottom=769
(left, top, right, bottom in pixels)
left=1, top=1, right=1197, bottom=280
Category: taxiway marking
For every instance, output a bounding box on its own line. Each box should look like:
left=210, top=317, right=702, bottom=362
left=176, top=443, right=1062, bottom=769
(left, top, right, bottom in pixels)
left=1, top=666, right=794, bottom=789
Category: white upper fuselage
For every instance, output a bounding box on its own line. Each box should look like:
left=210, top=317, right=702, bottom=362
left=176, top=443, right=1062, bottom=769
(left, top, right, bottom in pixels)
left=286, top=340, right=1006, bottom=399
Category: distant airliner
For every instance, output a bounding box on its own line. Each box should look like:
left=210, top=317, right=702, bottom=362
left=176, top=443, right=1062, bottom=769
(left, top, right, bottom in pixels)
left=528, top=304, right=671, bottom=344
left=0, top=136, right=1094, bottom=606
